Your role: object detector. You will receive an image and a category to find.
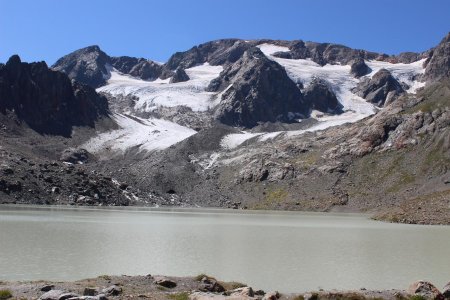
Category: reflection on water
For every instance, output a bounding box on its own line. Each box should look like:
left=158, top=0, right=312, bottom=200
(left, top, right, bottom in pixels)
left=0, top=205, right=449, bottom=293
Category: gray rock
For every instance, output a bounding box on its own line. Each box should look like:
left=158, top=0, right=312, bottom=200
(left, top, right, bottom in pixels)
left=262, top=291, right=280, bottom=300
left=101, top=285, right=122, bottom=296
left=303, top=78, right=342, bottom=113
left=110, top=56, right=163, bottom=81
left=0, top=55, right=109, bottom=136
left=213, top=47, right=309, bottom=127
left=443, top=281, right=450, bottom=299
left=229, top=287, right=254, bottom=298
left=83, top=287, right=98, bottom=296
left=353, top=68, right=404, bottom=107
left=424, top=32, right=450, bottom=81
left=52, top=46, right=110, bottom=88
left=170, top=68, right=190, bottom=83
left=165, top=39, right=255, bottom=70
left=40, top=285, right=55, bottom=292
left=198, top=277, right=225, bottom=293
left=350, top=57, right=370, bottom=78
left=153, top=276, right=177, bottom=288
left=59, top=293, right=80, bottom=300
left=408, top=280, right=443, bottom=299
left=60, top=148, right=90, bottom=164
left=273, top=40, right=380, bottom=66
left=39, top=290, right=65, bottom=300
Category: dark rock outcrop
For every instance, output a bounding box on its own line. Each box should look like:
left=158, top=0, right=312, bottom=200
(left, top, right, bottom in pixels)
left=424, top=32, right=450, bottom=81
left=212, top=47, right=308, bottom=127
left=169, top=68, right=190, bottom=83
left=443, top=281, right=450, bottom=299
left=304, top=78, right=342, bottom=113
left=353, top=69, right=405, bottom=107
left=273, top=40, right=380, bottom=66
left=350, top=57, right=370, bottom=78
left=110, top=56, right=163, bottom=81
left=165, top=39, right=257, bottom=70
left=53, top=46, right=165, bottom=86
left=153, top=276, right=177, bottom=288
left=0, top=55, right=108, bottom=136
left=52, top=45, right=110, bottom=88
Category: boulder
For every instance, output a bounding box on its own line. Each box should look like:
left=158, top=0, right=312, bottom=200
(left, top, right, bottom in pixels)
left=83, top=288, right=98, bottom=296
left=101, top=285, right=122, bottom=296
left=229, top=287, right=254, bottom=298
left=262, top=291, right=280, bottom=300
left=40, top=285, right=55, bottom=292
left=353, top=68, right=404, bottom=107
left=153, top=276, right=177, bottom=288
left=443, top=282, right=450, bottom=299
left=39, top=290, right=65, bottom=300
left=303, top=78, right=342, bottom=113
left=408, top=280, right=443, bottom=299
left=198, top=277, right=225, bottom=293
left=58, top=293, right=80, bottom=300
left=60, top=148, right=90, bottom=164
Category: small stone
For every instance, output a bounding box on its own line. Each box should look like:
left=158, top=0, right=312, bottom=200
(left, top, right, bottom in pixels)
left=263, top=291, right=280, bottom=300
left=41, top=285, right=55, bottom=292
left=101, top=285, right=122, bottom=296
left=153, top=276, right=177, bottom=288
left=83, top=288, right=97, bottom=296
left=442, top=281, right=450, bottom=298
left=58, top=293, right=80, bottom=300
left=39, top=290, right=65, bottom=300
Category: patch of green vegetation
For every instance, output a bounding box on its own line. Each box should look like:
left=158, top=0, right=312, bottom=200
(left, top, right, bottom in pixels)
left=407, top=80, right=450, bottom=114
left=293, top=295, right=305, bottom=300
left=0, top=289, right=12, bottom=300
left=386, top=171, right=416, bottom=194
left=97, top=275, right=111, bottom=280
left=294, top=151, right=321, bottom=170
left=266, top=188, right=288, bottom=203
left=252, top=187, right=289, bottom=209
left=424, top=139, right=450, bottom=166
left=408, top=295, right=426, bottom=300
left=167, top=292, right=189, bottom=300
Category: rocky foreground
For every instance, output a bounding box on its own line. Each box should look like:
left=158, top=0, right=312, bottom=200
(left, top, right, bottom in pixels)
left=0, top=275, right=449, bottom=300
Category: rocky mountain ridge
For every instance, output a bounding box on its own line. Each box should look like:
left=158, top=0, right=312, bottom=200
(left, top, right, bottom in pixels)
left=1, top=33, right=449, bottom=224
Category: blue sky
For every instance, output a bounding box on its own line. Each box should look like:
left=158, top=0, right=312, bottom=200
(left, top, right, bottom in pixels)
left=1, top=0, right=449, bottom=65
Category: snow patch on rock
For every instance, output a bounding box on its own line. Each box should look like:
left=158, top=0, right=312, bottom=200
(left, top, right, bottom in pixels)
left=97, top=63, right=223, bottom=112
left=83, top=113, right=196, bottom=155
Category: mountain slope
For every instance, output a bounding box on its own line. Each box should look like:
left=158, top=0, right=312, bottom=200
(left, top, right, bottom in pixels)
left=1, top=33, right=449, bottom=224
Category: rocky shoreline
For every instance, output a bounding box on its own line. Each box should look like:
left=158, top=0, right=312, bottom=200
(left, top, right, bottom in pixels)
left=0, top=275, right=449, bottom=300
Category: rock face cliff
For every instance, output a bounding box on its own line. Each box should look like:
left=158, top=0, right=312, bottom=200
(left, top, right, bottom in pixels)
left=52, top=46, right=110, bottom=88
left=211, top=48, right=308, bottom=127
left=353, top=69, right=405, bottom=107
left=0, top=55, right=108, bottom=136
left=424, top=32, right=450, bottom=81
left=52, top=46, right=168, bottom=87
